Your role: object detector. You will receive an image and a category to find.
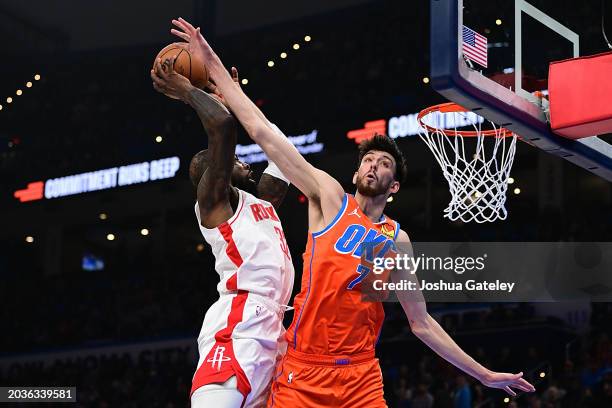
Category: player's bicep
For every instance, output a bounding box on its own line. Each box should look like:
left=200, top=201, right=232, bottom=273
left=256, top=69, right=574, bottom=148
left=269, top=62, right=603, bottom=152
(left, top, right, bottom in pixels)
left=393, top=230, right=428, bottom=323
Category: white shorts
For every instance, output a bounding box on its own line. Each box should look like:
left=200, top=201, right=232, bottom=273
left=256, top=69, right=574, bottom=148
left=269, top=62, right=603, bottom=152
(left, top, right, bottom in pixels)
left=191, top=291, right=289, bottom=408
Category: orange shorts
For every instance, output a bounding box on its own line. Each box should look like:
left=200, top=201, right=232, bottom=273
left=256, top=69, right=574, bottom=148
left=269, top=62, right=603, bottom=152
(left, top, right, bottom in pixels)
left=266, top=348, right=387, bottom=408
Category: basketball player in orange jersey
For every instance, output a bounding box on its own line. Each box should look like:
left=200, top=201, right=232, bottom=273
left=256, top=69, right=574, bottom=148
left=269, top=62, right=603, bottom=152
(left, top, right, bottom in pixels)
left=169, top=17, right=536, bottom=407
left=152, top=58, right=294, bottom=407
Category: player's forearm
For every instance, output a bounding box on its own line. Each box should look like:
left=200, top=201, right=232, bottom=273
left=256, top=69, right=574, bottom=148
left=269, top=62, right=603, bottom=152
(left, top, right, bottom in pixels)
left=184, top=87, right=233, bottom=135
left=411, top=314, right=491, bottom=381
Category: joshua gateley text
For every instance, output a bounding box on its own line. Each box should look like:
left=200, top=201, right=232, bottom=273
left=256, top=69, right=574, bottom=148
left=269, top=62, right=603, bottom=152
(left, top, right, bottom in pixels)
left=373, top=279, right=516, bottom=293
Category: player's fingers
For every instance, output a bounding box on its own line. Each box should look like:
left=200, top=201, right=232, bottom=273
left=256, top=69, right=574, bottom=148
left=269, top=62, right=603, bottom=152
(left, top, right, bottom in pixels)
left=150, top=71, right=165, bottom=88
left=516, top=378, right=535, bottom=391
left=171, top=29, right=190, bottom=41
left=503, top=386, right=516, bottom=397
left=231, top=66, right=239, bottom=83
left=205, top=81, right=218, bottom=94
left=172, top=18, right=191, bottom=34
left=178, top=17, right=197, bottom=34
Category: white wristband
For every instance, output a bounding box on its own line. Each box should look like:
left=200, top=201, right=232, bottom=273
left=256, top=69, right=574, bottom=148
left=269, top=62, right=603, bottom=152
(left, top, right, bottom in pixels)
left=263, top=161, right=290, bottom=185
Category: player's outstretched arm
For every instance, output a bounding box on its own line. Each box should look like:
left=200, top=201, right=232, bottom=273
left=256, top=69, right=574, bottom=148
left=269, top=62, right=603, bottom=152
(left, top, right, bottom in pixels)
left=170, top=18, right=344, bottom=218
left=151, top=57, right=236, bottom=228
left=393, top=230, right=536, bottom=397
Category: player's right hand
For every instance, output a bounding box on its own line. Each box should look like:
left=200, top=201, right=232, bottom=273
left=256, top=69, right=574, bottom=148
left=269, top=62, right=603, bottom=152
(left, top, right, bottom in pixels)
left=151, top=56, right=194, bottom=101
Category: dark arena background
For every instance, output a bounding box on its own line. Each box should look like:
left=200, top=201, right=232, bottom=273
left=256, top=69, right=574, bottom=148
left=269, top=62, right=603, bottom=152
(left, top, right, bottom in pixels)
left=1, top=0, right=611, bottom=407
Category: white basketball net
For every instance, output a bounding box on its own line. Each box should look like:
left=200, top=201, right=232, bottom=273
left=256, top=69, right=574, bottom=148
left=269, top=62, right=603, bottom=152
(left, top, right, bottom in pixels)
left=418, top=105, right=518, bottom=223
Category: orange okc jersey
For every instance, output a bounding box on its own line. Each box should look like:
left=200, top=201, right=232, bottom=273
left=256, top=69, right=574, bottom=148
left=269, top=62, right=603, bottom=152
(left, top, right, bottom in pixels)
left=286, top=193, right=399, bottom=355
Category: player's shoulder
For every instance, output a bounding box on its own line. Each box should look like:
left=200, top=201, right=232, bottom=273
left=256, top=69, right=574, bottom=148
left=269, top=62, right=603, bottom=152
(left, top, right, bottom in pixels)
left=396, top=228, right=410, bottom=243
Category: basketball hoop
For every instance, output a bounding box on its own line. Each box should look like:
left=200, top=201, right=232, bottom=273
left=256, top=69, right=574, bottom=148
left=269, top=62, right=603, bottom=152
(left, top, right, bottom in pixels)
left=417, top=102, right=518, bottom=223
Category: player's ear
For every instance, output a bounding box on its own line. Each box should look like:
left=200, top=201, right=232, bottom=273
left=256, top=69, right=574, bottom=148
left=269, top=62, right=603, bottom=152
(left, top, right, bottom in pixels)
left=352, top=171, right=358, bottom=185
left=389, top=180, right=400, bottom=194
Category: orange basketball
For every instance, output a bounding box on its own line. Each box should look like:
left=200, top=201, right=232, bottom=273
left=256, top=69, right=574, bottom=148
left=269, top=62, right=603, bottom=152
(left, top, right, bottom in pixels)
left=153, top=43, right=208, bottom=96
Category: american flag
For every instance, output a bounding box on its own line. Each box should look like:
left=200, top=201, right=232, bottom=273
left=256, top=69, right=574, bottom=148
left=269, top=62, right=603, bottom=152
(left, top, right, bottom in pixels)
left=462, top=25, right=488, bottom=68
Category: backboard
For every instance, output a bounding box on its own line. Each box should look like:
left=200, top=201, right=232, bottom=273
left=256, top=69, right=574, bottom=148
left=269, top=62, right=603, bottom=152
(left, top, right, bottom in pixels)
left=430, top=0, right=612, bottom=181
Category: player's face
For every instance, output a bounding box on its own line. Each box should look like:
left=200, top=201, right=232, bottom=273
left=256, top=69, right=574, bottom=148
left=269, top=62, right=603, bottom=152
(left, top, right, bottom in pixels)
left=231, top=157, right=256, bottom=191
left=353, top=150, right=400, bottom=197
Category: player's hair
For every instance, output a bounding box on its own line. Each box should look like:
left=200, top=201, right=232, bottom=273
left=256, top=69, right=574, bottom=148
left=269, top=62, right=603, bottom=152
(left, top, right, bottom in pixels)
left=189, top=150, right=209, bottom=187
left=358, top=134, right=407, bottom=183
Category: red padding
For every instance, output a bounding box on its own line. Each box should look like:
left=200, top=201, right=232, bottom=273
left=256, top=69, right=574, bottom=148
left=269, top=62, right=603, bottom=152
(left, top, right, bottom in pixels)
left=549, top=51, right=612, bottom=139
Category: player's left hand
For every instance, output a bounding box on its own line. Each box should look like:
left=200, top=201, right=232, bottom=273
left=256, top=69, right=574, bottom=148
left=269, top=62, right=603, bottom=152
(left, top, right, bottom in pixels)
left=170, top=17, right=229, bottom=85
left=480, top=371, right=536, bottom=396
left=151, top=56, right=194, bottom=101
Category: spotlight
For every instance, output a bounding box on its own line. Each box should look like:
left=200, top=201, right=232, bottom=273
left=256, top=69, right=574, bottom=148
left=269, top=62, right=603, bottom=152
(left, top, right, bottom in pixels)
left=539, top=372, right=546, bottom=378
left=508, top=177, right=515, bottom=184
left=0, top=105, right=3, bottom=111
left=16, top=90, right=23, bottom=96
left=513, top=188, right=521, bottom=195
left=26, top=81, right=32, bottom=88
left=34, top=74, right=41, bottom=81
left=293, top=43, right=300, bottom=50
left=267, top=60, right=275, bottom=67
left=106, top=233, right=115, bottom=241
left=99, top=213, right=108, bottom=220
left=241, top=78, right=248, bottom=85
left=503, top=397, right=510, bottom=403
left=7, top=97, right=13, bottom=104
left=496, top=19, right=502, bottom=26
left=25, top=236, right=34, bottom=243
left=196, top=243, right=205, bottom=252
left=280, top=52, right=287, bottom=59
left=155, top=135, right=163, bottom=143
left=140, top=228, right=149, bottom=236
left=422, top=77, right=430, bottom=84
left=387, top=196, right=394, bottom=202
left=304, top=35, right=311, bottom=42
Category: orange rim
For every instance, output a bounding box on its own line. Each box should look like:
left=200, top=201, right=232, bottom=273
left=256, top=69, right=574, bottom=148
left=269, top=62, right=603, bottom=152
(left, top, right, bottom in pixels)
left=417, top=102, right=512, bottom=138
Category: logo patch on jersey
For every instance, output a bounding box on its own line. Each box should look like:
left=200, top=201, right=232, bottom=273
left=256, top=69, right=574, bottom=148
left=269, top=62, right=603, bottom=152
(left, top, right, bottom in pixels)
left=381, top=224, right=395, bottom=239
left=207, top=345, right=232, bottom=371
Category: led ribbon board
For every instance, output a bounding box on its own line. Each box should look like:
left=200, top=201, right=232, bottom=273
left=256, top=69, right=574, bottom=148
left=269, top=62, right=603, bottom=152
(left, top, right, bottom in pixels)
left=13, top=157, right=180, bottom=203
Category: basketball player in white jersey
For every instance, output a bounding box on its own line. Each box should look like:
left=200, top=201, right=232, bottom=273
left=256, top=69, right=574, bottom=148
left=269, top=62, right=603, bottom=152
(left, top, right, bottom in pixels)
left=152, top=58, right=294, bottom=407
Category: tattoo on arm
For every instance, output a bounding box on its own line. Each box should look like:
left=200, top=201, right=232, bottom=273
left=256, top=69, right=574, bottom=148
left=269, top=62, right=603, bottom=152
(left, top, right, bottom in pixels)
left=257, top=174, right=289, bottom=209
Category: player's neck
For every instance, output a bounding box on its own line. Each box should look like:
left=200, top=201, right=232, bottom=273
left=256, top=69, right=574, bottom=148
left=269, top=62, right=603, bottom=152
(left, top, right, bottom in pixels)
left=354, top=192, right=387, bottom=223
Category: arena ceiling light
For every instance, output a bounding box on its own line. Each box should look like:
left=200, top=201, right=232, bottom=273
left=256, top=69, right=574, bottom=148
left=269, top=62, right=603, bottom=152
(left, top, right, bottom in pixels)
left=155, top=135, right=163, bottom=143
left=25, top=236, right=34, bottom=243
left=140, top=228, right=149, bottom=236
left=106, top=233, right=115, bottom=241
left=34, top=74, right=41, bottom=81
left=267, top=60, right=275, bottom=67
left=304, top=35, right=311, bottom=42
left=292, top=43, right=300, bottom=50
left=241, top=78, right=249, bottom=85
left=280, top=52, right=287, bottom=59
left=513, top=188, right=521, bottom=195
left=26, top=81, right=32, bottom=88
left=99, top=213, right=108, bottom=220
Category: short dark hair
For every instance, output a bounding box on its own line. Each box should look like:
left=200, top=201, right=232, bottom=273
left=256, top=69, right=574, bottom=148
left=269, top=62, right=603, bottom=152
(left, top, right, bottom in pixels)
left=358, top=134, right=407, bottom=183
left=189, top=150, right=209, bottom=187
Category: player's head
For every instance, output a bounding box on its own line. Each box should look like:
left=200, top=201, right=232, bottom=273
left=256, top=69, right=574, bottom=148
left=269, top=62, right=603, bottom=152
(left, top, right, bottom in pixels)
left=189, top=150, right=256, bottom=192
left=353, top=134, right=407, bottom=198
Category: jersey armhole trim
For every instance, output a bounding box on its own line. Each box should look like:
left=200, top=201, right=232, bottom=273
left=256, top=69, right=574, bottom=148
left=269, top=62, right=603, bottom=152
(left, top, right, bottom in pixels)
left=394, top=221, right=400, bottom=241
left=311, top=193, right=348, bottom=238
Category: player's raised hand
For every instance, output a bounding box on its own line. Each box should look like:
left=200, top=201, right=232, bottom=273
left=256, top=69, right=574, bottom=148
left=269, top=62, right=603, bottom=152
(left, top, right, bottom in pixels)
left=480, top=371, right=536, bottom=396
left=170, top=17, right=228, bottom=84
left=151, top=57, right=194, bottom=101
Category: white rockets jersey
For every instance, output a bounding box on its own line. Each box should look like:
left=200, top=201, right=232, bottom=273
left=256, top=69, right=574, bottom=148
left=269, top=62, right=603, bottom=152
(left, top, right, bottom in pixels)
left=195, top=189, right=294, bottom=305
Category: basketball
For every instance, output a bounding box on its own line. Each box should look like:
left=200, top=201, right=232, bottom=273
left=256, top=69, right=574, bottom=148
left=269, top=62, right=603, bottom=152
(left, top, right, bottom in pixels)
left=153, top=43, right=208, bottom=95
